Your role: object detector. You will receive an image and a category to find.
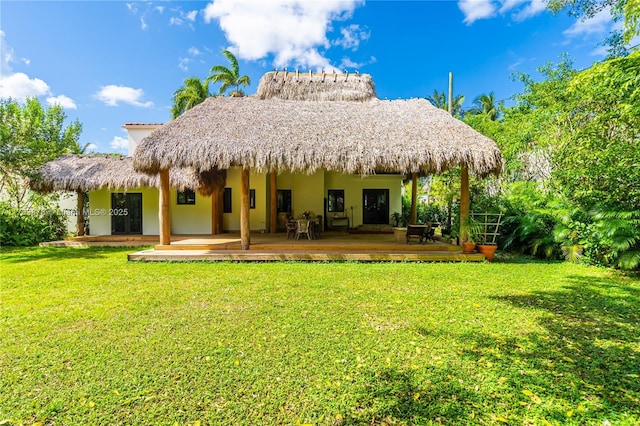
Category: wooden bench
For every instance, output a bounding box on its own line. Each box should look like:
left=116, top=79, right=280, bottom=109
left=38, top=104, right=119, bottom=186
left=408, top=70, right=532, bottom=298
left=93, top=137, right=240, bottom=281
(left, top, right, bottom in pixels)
left=406, top=223, right=435, bottom=244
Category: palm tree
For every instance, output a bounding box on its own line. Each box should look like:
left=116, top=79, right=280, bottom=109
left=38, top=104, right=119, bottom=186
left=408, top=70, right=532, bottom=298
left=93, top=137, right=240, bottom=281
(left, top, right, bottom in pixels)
left=206, top=49, right=251, bottom=97
left=171, top=77, right=211, bottom=119
left=426, top=90, right=465, bottom=117
left=468, top=92, right=500, bottom=121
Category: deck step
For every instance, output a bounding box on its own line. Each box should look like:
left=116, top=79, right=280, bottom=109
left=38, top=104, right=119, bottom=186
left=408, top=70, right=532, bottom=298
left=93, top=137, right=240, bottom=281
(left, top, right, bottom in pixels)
left=129, top=249, right=485, bottom=262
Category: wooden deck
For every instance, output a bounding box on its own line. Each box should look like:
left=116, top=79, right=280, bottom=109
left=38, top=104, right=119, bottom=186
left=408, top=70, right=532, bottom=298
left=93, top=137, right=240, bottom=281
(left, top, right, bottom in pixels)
left=132, top=232, right=484, bottom=262
left=42, top=232, right=487, bottom=262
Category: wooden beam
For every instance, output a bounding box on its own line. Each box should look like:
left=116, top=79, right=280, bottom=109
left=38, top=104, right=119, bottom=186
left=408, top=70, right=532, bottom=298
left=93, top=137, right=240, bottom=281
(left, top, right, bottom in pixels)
left=159, top=169, right=171, bottom=246
left=270, top=171, right=277, bottom=234
left=76, top=190, right=85, bottom=236
left=240, top=166, right=251, bottom=250
left=410, top=172, right=418, bottom=225
left=459, top=165, right=470, bottom=243
left=211, top=189, right=219, bottom=235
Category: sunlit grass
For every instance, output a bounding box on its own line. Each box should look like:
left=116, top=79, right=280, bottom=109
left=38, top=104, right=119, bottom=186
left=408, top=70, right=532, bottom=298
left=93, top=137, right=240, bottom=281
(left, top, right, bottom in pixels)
left=1, top=247, right=638, bottom=425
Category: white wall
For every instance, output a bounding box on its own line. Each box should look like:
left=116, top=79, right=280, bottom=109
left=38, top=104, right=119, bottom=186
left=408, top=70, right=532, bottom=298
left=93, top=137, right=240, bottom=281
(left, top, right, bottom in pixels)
left=123, top=124, right=161, bottom=156
left=57, top=191, right=79, bottom=234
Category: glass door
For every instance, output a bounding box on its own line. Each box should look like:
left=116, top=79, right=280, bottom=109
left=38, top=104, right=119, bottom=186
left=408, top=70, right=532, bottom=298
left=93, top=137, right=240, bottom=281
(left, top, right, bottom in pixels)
left=111, top=193, right=142, bottom=234
left=362, top=189, right=389, bottom=225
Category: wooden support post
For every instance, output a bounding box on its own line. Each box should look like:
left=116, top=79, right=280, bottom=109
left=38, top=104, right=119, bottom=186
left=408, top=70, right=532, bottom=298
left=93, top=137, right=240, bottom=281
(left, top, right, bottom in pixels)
left=270, top=171, right=277, bottom=234
left=240, top=166, right=251, bottom=250
left=211, top=189, right=219, bottom=235
left=76, top=190, right=85, bottom=236
left=218, top=189, right=224, bottom=233
left=459, top=164, right=470, bottom=243
left=410, top=172, right=418, bottom=225
left=159, top=169, right=171, bottom=246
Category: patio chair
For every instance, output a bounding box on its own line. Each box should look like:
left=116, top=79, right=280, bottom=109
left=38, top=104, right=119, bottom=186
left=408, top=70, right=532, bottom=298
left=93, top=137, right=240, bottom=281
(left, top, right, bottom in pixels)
left=295, top=219, right=312, bottom=240
left=283, top=216, right=296, bottom=239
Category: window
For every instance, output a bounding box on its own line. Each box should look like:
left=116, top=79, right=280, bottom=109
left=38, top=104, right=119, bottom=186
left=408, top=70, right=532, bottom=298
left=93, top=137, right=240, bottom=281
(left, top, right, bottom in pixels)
left=223, top=187, right=232, bottom=213
left=328, top=189, right=345, bottom=212
left=276, top=189, right=292, bottom=213
left=177, top=189, right=196, bottom=205
left=250, top=189, right=256, bottom=209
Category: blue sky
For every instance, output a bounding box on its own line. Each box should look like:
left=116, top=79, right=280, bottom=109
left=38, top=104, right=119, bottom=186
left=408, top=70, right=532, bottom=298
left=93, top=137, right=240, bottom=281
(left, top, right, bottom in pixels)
left=0, top=0, right=624, bottom=154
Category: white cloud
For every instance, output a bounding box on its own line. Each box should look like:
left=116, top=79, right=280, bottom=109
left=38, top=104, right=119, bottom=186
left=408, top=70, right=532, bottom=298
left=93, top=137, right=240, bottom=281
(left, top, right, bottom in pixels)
left=499, top=0, right=527, bottom=14
left=186, top=10, right=198, bottom=21
left=95, top=85, right=153, bottom=108
left=46, top=94, right=77, bottom=109
left=202, top=0, right=365, bottom=70
left=563, top=9, right=612, bottom=37
left=335, top=24, right=370, bottom=51
left=460, top=0, right=546, bottom=24
left=110, top=136, right=129, bottom=152
left=0, top=72, right=50, bottom=100
left=86, top=143, right=98, bottom=152
left=170, top=9, right=198, bottom=26
left=512, top=0, right=546, bottom=21
left=188, top=46, right=201, bottom=56
left=178, top=57, right=191, bottom=71
left=458, top=0, right=496, bottom=24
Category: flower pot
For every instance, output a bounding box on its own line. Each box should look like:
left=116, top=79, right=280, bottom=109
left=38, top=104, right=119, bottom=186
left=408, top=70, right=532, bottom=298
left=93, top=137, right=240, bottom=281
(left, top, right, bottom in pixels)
left=462, top=241, right=476, bottom=254
left=477, top=244, right=498, bottom=261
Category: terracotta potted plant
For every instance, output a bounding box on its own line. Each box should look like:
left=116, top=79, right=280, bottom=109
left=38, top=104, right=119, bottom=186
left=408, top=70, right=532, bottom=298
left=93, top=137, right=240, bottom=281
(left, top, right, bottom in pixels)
left=460, top=216, right=480, bottom=254
left=476, top=242, right=498, bottom=260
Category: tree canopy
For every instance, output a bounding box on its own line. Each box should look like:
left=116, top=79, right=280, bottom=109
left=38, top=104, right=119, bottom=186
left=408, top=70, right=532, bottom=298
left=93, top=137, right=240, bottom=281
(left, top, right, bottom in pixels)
left=206, top=49, right=251, bottom=97
left=0, top=97, right=82, bottom=199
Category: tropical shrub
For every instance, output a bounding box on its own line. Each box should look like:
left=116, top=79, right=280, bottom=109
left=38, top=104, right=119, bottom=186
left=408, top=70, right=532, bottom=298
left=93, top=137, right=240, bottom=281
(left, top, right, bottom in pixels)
left=0, top=200, right=67, bottom=246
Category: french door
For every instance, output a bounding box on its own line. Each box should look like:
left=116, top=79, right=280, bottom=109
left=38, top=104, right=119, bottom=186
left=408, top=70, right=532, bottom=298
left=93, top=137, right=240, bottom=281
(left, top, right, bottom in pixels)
left=362, top=189, right=389, bottom=225
left=111, top=193, right=142, bottom=235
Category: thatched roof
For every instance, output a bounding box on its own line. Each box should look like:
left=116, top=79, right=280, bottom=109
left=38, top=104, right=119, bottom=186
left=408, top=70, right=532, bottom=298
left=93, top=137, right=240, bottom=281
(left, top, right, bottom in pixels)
left=29, top=154, right=223, bottom=194
left=133, top=72, right=503, bottom=178
left=256, top=70, right=376, bottom=101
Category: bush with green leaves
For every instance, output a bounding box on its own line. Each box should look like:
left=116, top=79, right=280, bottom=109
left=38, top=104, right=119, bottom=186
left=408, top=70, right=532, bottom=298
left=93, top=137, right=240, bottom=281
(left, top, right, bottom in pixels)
left=0, top=200, right=67, bottom=246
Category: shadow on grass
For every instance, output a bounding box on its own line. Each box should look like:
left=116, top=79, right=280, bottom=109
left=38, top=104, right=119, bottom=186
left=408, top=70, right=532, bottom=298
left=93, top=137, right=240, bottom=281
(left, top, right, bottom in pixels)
left=0, top=246, right=136, bottom=263
left=469, top=275, right=639, bottom=421
left=346, top=367, right=477, bottom=424
left=346, top=276, right=639, bottom=424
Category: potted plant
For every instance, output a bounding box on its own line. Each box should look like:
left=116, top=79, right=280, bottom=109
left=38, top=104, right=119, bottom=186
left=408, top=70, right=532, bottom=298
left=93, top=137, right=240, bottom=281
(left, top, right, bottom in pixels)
left=474, top=212, right=502, bottom=261
left=391, top=212, right=402, bottom=228
left=460, top=216, right=481, bottom=254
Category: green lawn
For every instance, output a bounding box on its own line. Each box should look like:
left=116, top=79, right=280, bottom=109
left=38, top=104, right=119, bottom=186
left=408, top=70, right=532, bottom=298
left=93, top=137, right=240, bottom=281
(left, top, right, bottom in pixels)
left=1, top=247, right=638, bottom=425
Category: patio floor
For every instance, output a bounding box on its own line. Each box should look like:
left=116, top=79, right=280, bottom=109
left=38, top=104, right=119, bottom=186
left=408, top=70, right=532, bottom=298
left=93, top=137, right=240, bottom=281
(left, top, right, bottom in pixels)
left=42, top=232, right=486, bottom=262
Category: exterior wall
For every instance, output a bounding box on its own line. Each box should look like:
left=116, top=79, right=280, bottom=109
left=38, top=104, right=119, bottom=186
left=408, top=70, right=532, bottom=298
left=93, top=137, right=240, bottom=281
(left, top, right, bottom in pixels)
left=170, top=190, right=212, bottom=234
left=324, top=172, right=404, bottom=228
left=276, top=170, right=325, bottom=218
left=123, top=124, right=161, bottom=156
left=224, top=167, right=268, bottom=231
left=88, top=169, right=403, bottom=235
left=57, top=191, right=79, bottom=234
left=88, top=187, right=159, bottom=235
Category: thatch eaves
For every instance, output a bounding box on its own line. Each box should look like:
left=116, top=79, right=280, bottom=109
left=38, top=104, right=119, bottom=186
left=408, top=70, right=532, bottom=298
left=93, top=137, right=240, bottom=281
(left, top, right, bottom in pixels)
left=256, top=70, right=376, bottom=101
left=29, top=154, right=205, bottom=193
left=133, top=96, right=503, bottom=178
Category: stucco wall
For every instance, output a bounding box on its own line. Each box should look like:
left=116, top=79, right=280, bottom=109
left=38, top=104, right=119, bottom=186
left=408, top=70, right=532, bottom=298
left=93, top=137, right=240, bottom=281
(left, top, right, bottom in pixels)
left=88, top=187, right=160, bottom=235
left=324, top=172, right=404, bottom=228
left=223, top=168, right=268, bottom=231
left=170, top=190, right=212, bottom=234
